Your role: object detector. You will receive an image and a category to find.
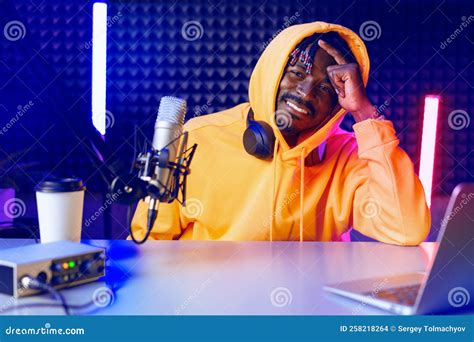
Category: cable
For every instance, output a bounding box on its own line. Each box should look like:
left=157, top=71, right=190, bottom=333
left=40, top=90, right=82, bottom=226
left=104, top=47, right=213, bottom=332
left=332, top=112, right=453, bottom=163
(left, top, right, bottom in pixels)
left=0, top=300, right=96, bottom=314
left=19, top=276, right=70, bottom=315
left=3, top=276, right=117, bottom=315
left=129, top=219, right=153, bottom=244
left=2, top=283, right=116, bottom=315
left=129, top=195, right=158, bottom=244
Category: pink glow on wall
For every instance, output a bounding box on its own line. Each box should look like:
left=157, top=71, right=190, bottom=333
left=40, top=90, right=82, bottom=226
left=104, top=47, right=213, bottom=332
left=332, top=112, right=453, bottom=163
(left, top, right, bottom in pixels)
left=419, top=95, right=440, bottom=208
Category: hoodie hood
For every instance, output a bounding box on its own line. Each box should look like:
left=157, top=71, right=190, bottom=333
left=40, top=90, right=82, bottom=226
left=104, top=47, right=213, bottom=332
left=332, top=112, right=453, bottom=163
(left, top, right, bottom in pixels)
left=248, top=21, right=370, bottom=161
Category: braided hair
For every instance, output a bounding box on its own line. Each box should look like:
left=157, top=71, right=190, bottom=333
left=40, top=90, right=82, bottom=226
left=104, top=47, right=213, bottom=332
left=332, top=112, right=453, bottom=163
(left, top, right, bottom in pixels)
left=288, top=31, right=356, bottom=74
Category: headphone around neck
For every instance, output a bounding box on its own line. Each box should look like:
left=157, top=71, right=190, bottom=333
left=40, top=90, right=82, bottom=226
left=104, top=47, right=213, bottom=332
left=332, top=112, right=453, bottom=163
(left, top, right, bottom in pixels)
left=242, top=107, right=328, bottom=164
left=242, top=108, right=276, bottom=160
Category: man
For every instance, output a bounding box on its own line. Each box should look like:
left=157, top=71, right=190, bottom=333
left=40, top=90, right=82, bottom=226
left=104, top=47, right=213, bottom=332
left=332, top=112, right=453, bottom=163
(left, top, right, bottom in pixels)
left=130, top=21, right=431, bottom=245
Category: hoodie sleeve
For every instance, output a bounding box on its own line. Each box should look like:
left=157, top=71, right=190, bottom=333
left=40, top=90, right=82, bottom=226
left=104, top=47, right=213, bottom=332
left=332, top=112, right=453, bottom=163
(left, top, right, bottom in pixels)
left=347, top=118, right=431, bottom=246
left=128, top=198, right=184, bottom=240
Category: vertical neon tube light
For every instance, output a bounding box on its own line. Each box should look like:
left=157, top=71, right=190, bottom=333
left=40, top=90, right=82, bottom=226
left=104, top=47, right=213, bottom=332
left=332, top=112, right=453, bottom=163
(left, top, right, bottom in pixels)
left=92, top=2, right=107, bottom=135
left=419, top=95, right=440, bottom=207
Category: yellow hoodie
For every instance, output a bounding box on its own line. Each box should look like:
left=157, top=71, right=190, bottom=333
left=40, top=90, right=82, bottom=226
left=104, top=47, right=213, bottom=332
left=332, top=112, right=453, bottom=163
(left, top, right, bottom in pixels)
left=130, top=21, right=431, bottom=245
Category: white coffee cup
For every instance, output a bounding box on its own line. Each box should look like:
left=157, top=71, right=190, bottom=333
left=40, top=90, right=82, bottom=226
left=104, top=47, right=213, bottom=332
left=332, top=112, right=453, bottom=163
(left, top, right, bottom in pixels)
left=35, top=178, right=86, bottom=243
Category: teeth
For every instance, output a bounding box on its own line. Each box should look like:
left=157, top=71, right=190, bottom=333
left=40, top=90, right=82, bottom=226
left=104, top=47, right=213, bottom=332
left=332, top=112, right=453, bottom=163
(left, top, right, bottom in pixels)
left=286, top=100, right=307, bottom=114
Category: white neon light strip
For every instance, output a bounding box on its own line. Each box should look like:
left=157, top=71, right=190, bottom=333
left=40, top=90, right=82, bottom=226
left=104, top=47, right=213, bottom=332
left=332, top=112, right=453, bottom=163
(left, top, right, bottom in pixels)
left=92, top=2, right=107, bottom=135
left=419, top=95, right=440, bottom=208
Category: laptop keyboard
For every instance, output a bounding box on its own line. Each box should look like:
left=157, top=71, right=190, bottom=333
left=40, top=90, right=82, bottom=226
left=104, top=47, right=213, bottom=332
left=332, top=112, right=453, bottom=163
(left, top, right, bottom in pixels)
left=369, top=284, right=421, bottom=306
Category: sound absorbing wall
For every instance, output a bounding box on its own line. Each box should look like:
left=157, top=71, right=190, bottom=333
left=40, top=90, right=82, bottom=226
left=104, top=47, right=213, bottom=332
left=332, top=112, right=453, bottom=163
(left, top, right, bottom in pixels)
left=1, top=0, right=472, bottom=198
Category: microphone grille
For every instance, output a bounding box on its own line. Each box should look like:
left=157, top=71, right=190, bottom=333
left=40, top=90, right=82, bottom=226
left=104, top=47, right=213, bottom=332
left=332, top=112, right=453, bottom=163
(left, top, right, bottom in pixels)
left=157, top=96, right=186, bottom=125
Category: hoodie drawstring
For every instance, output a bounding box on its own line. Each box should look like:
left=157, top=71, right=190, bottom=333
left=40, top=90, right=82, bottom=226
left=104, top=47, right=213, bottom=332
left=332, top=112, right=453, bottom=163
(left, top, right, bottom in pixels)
left=300, top=147, right=306, bottom=242
left=270, top=138, right=279, bottom=242
left=271, top=144, right=306, bottom=242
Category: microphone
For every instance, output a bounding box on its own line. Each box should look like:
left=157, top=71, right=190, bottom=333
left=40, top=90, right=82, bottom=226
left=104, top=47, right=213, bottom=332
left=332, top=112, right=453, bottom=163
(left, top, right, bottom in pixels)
left=149, top=96, right=186, bottom=198
left=116, top=95, right=196, bottom=244
left=142, top=97, right=187, bottom=241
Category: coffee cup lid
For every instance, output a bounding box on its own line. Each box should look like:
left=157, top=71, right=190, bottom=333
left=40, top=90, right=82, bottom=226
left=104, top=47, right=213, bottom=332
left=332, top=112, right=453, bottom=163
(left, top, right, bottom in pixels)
left=35, top=178, right=86, bottom=193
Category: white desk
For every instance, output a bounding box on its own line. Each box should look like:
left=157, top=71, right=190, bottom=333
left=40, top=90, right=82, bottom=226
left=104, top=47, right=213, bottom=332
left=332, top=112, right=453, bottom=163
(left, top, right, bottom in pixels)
left=0, top=239, right=436, bottom=315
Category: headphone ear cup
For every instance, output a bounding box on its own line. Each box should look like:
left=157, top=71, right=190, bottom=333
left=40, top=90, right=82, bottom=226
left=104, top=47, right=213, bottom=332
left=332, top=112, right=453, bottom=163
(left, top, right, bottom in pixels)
left=243, top=120, right=275, bottom=160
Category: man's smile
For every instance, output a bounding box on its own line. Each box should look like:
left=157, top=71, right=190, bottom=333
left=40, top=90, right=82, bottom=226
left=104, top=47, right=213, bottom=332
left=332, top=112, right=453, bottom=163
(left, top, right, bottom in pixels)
left=280, top=93, right=316, bottom=118
left=285, top=99, right=309, bottom=115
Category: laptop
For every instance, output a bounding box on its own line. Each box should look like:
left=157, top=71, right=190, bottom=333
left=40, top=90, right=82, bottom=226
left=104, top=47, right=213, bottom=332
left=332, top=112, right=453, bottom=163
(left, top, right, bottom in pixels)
left=324, top=183, right=474, bottom=315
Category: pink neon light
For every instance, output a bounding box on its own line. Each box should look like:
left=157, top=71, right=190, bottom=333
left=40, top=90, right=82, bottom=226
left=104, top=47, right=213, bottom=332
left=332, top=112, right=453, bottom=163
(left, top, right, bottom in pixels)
left=419, top=95, right=440, bottom=207
left=341, top=229, right=351, bottom=242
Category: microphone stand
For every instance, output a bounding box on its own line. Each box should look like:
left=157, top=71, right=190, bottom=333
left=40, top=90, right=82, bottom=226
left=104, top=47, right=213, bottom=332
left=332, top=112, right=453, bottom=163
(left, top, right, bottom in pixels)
left=128, top=131, right=197, bottom=244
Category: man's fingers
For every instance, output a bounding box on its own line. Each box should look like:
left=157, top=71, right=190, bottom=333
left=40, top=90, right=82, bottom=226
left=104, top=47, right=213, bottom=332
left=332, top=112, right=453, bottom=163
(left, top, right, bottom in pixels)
left=318, top=39, right=348, bottom=65
left=327, top=68, right=345, bottom=98
left=326, top=63, right=360, bottom=98
left=328, top=78, right=344, bottom=98
left=317, top=39, right=355, bottom=97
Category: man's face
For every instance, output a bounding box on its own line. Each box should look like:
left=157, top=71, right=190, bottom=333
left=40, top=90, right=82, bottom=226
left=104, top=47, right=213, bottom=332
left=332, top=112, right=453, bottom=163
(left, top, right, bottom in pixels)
left=275, top=44, right=339, bottom=139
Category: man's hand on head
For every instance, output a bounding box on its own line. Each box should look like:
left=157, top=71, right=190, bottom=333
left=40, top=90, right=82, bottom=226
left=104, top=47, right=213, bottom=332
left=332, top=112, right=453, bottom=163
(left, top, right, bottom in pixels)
left=318, top=40, right=376, bottom=122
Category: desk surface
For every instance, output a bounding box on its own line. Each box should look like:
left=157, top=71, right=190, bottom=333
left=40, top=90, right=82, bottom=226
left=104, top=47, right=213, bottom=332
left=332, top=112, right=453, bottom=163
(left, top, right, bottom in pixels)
left=0, top=239, right=436, bottom=315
